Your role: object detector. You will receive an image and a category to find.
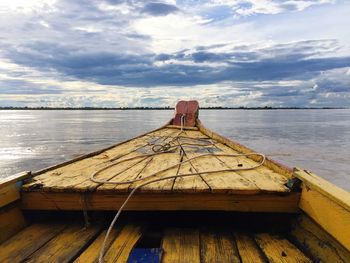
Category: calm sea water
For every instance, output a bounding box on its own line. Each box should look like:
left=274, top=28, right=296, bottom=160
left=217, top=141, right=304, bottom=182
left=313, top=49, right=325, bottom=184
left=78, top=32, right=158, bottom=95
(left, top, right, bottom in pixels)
left=1, top=109, right=349, bottom=191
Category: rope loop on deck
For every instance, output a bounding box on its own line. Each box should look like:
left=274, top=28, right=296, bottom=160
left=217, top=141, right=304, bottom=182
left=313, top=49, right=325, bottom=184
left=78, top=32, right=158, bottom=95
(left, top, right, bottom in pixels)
left=93, top=129, right=265, bottom=263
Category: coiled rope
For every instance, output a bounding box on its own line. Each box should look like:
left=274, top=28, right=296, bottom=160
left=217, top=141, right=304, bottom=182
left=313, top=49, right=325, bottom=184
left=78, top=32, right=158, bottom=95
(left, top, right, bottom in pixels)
left=91, top=122, right=265, bottom=262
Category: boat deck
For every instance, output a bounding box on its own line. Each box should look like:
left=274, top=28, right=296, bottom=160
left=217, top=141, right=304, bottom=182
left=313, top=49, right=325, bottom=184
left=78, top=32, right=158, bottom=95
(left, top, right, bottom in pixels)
left=20, top=126, right=299, bottom=212
left=0, top=212, right=313, bottom=263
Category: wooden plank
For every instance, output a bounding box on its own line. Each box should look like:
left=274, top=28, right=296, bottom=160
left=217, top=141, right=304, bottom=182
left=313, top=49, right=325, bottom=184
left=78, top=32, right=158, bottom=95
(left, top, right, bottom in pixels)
left=98, top=130, right=181, bottom=192
left=291, top=214, right=350, bottom=263
left=183, top=153, right=260, bottom=194
left=0, top=205, right=26, bottom=244
left=200, top=230, right=240, bottom=263
left=172, top=160, right=210, bottom=193
left=182, top=131, right=289, bottom=192
left=162, top=228, right=200, bottom=263
left=178, top=130, right=262, bottom=194
left=24, top=224, right=101, bottom=263
left=0, top=223, right=65, bottom=262
left=294, top=168, right=350, bottom=212
left=0, top=171, right=30, bottom=189
left=234, top=233, right=266, bottom=263
left=74, top=228, right=120, bottom=263
left=22, top=136, right=152, bottom=192
left=76, top=153, right=150, bottom=192
left=298, top=183, right=350, bottom=251
left=214, top=143, right=289, bottom=193
left=21, top=192, right=300, bottom=212
left=0, top=184, right=20, bottom=208
left=103, top=224, right=143, bottom=263
left=128, top=153, right=182, bottom=192
left=255, top=233, right=312, bottom=263
left=102, top=155, right=153, bottom=191
left=197, top=119, right=293, bottom=178
left=21, top=127, right=177, bottom=192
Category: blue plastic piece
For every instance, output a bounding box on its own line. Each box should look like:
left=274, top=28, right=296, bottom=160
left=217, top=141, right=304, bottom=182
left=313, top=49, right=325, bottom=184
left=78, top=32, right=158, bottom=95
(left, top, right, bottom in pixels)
left=127, top=248, right=163, bottom=263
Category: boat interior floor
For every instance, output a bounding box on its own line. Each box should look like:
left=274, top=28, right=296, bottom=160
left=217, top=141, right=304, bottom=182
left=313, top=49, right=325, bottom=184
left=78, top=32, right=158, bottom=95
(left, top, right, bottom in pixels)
left=0, top=211, right=314, bottom=263
left=20, top=127, right=299, bottom=213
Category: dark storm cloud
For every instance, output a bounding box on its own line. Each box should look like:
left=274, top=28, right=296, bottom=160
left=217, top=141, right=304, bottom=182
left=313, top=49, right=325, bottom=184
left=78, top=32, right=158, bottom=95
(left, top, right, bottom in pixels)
left=0, top=80, right=63, bottom=95
left=141, top=2, right=179, bottom=16
left=5, top=39, right=350, bottom=87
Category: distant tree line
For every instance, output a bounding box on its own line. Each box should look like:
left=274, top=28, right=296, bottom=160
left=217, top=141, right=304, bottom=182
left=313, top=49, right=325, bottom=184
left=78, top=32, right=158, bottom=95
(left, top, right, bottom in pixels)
left=0, top=106, right=347, bottom=110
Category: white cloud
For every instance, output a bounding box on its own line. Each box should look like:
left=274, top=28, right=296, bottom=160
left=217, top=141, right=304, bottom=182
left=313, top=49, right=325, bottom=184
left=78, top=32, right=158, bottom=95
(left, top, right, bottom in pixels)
left=0, top=0, right=56, bottom=13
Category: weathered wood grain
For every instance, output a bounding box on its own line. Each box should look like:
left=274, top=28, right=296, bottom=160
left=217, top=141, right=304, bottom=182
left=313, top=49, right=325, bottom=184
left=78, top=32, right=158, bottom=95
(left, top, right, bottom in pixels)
left=0, top=184, right=21, bottom=208
left=103, top=224, right=142, bottom=263
left=235, top=233, right=266, bottom=263
left=291, top=214, right=350, bottom=263
left=255, top=233, right=312, bottom=263
left=0, top=223, right=65, bottom=262
left=20, top=191, right=300, bottom=212
left=74, top=228, right=121, bottom=263
left=197, top=119, right=293, bottom=178
left=0, top=205, right=26, bottom=244
left=162, top=228, right=200, bottom=263
left=200, top=230, right=240, bottom=263
left=24, top=225, right=101, bottom=263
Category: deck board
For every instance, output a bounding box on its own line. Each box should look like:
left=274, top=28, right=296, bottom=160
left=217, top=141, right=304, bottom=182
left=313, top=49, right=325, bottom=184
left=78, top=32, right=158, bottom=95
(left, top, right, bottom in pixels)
left=172, top=160, right=211, bottom=192
left=74, top=228, right=121, bottom=263
left=0, top=223, right=66, bottom=262
left=21, top=125, right=295, bottom=211
left=200, top=229, right=240, bottom=263
left=235, top=233, right=267, bottom=263
left=255, top=233, right=312, bottom=263
left=162, top=228, right=201, bottom=263
left=24, top=224, right=101, bottom=263
left=103, top=224, right=143, bottom=263
left=1, top=218, right=314, bottom=263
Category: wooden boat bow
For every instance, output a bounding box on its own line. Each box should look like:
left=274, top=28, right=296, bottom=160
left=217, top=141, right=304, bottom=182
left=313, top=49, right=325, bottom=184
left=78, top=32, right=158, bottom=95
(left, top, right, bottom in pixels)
left=1, top=100, right=349, bottom=262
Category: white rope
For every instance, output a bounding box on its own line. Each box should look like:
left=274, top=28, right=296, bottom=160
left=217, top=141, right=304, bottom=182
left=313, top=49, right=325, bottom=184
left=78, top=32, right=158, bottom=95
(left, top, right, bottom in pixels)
left=94, top=118, right=266, bottom=262
left=94, top=153, right=265, bottom=261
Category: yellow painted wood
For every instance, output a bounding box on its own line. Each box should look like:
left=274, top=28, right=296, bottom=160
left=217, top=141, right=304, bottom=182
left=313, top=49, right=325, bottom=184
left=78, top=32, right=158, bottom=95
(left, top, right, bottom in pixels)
left=214, top=143, right=289, bottom=192
left=74, top=228, right=120, bottom=263
left=299, top=183, right=350, bottom=252
left=97, top=130, right=180, bottom=192
left=0, top=223, right=65, bottom=262
left=197, top=119, right=293, bottom=178
left=291, top=214, right=350, bottom=263
left=255, top=233, right=312, bottom=263
left=21, top=128, right=176, bottom=192
left=93, top=153, right=150, bottom=191
left=234, top=233, right=266, bottom=263
left=25, top=224, right=101, bottom=263
left=25, top=136, right=152, bottom=192
left=184, top=152, right=260, bottom=194
left=0, top=184, right=20, bottom=208
left=21, top=191, right=300, bottom=212
left=172, top=160, right=210, bottom=192
left=21, top=120, right=294, bottom=197
left=162, top=228, right=200, bottom=263
left=129, top=153, right=182, bottom=192
left=0, top=171, right=30, bottom=189
left=294, top=168, right=350, bottom=212
left=0, top=205, right=26, bottom=244
left=200, top=230, right=240, bottom=263
left=103, top=224, right=142, bottom=263
left=78, top=155, right=150, bottom=192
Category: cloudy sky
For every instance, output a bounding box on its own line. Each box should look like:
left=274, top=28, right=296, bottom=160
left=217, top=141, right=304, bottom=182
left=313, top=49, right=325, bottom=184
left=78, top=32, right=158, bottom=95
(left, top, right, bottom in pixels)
left=0, top=0, right=349, bottom=107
